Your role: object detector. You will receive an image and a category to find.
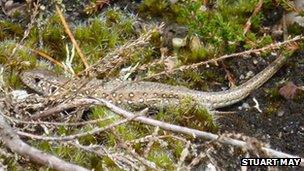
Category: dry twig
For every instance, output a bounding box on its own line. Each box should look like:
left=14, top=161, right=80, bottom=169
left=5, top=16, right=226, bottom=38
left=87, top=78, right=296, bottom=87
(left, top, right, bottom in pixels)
left=55, top=5, right=89, bottom=69
left=10, top=1, right=40, bottom=58
left=18, top=113, right=141, bottom=141
left=176, top=141, right=191, bottom=170
left=143, top=127, right=160, bottom=158
left=0, top=113, right=88, bottom=171
left=126, top=134, right=187, bottom=145
left=243, top=0, right=263, bottom=34
left=112, top=129, right=160, bottom=170
left=23, top=97, right=304, bottom=165
left=71, top=142, right=140, bottom=170
left=2, top=113, right=114, bottom=126
left=144, top=36, right=304, bottom=80
left=79, top=24, right=162, bottom=76
left=25, top=47, right=67, bottom=70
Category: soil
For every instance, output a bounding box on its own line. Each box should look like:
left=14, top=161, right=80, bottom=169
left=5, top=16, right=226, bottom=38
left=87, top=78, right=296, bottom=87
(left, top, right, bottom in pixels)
left=214, top=52, right=304, bottom=169
left=189, top=52, right=304, bottom=170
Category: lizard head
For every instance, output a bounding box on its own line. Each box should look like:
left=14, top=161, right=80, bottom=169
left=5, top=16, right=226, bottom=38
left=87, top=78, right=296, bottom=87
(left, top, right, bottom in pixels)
left=21, top=69, right=68, bottom=96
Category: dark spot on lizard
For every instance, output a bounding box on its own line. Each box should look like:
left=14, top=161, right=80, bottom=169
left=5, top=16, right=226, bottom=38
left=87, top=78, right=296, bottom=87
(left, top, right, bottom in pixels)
left=34, top=77, right=41, bottom=84
left=50, top=86, right=58, bottom=94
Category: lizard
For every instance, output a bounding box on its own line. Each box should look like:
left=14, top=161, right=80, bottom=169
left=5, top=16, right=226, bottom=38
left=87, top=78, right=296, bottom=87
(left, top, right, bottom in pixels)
left=20, top=53, right=287, bottom=111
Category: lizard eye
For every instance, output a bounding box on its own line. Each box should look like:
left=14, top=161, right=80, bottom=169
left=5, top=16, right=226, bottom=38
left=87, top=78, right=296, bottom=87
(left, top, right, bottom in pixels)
left=34, top=77, right=41, bottom=84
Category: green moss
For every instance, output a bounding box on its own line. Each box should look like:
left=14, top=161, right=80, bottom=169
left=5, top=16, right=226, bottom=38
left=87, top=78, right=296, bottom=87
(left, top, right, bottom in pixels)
left=0, top=41, right=14, bottom=64
left=139, top=0, right=170, bottom=17
left=116, top=125, right=138, bottom=141
left=263, top=86, right=283, bottom=116
left=57, top=125, right=69, bottom=136
left=130, top=46, right=156, bottom=64
left=90, top=106, right=150, bottom=147
left=102, top=156, right=119, bottom=169
left=89, top=156, right=104, bottom=171
left=106, top=8, right=122, bottom=24
left=170, top=139, right=184, bottom=158
left=91, top=106, right=109, bottom=118
left=250, top=13, right=264, bottom=31
left=288, top=24, right=303, bottom=36
left=17, top=50, right=37, bottom=64
left=0, top=20, right=24, bottom=41
left=1, top=1, right=298, bottom=169
left=6, top=72, right=22, bottom=89
left=55, top=145, right=89, bottom=166
left=75, top=20, right=112, bottom=47
left=190, top=47, right=209, bottom=61
left=147, top=148, right=174, bottom=169
left=156, top=97, right=217, bottom=132
left=138, top=0, right=279, bottom=61
left=265, top=102, right=280, bottom=116
left=265, top=87, right=281, bottom=100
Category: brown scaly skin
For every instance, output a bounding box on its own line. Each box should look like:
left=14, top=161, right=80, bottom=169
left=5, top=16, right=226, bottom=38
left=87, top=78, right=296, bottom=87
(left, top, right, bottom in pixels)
left=20, top=54, right=287, bottom=110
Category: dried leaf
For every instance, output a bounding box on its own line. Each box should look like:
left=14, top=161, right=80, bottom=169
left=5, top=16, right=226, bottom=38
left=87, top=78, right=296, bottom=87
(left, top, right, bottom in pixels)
left=279, top=81, right=299, bottom=99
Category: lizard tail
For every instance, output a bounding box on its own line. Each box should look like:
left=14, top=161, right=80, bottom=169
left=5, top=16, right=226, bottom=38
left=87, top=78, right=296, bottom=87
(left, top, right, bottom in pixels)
left=206, top=53, right=287, bottom=109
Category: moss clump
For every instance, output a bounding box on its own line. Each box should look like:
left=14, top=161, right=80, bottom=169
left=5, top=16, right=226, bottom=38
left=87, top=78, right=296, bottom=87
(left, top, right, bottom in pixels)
left=264, top=102, right=280, bottom=116
left=0, top=21, right=24, bottom=41
left=138, top=0, right=281, bottom=64
left=29, top=141, right=90, bottom=169
left=73, top=8, right=138, bottom=72
left=138, top=0, right=170, bottom=17
left=0, top=40, right=37, bottom=88
left=156, top=97, right=218, bottom=132
left=147, top=148, right=174, bottom=169
left=288, top=24, right=304, bottom=37
left=265, top=87, right=281, bottom=100
left=36, top=15, right=67, bottom=59
left=1, top=0, right=300, bottom=169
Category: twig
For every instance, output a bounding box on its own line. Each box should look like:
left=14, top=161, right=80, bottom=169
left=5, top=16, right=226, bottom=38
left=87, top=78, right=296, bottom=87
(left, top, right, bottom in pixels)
left=29, top=98, right=96, bottom=120
left=112, top=129, right=160, bottom=170
left=84, top=0, right=110, bottom=14
left=10, top=1, right=40, bottom=58
left=27, top=47, right=67, bottom=70
left=18, top=113, right=141, bottom=141
left=188, top=152, right=207, bottom=169
left=55, top=5, right=89, bottom=69
left=25, top=97, right=304, bottom=165
left=15, top=44, right=75, bottom=74
left=243, top=0, right=263, bottom=34
left=126, top=135, right=187, bottom=145
left=91, top=97, right=304, bottom=165
left=144, top=36, right=304, bottom=80
left=143, top=127, right=159, bottom=158
left=2, top=113, right=114, bottom=126
left=0, top=113, right=88, bottom=171
left=78, top=24, right=162, bottom=76
left=176, top=141, right=191, bottom=170
left=70, top=142, right=137, bottom=170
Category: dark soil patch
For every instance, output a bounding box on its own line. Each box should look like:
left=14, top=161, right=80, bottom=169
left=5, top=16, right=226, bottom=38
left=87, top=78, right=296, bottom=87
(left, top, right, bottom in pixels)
left=211, top=51, right=304, bottom=169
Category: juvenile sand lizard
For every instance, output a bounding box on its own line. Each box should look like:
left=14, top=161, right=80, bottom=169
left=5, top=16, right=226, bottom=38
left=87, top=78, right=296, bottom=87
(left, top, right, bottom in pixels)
left=20, top=54, right=287, bottom=110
